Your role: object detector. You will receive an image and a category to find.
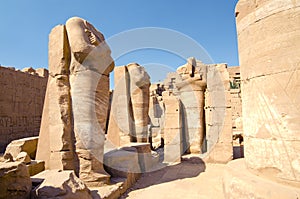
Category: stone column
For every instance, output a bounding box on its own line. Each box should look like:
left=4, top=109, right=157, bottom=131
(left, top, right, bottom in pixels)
left=222, top=1, right=300, bottom=198
left=176, top=58, right=207, bottom=154
left=127, top=63, right=150, bottom=143
left=236, top=0, right=300, bottom=184
left=65, top=17, right=114, bottom=186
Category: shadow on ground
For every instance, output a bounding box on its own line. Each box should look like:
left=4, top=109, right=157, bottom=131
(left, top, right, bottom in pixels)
left=120, top=156, right=206, bottom=198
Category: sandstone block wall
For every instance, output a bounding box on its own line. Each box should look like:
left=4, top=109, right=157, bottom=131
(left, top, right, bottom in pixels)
left=0, top=66, right=48, bottom=152
left=228, top=66, right=243, bottom=135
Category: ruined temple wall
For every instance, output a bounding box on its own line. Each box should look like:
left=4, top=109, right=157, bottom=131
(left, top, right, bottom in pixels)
left=227, top=66, right=243, bottom=133
left=0, top=66, right=48, bottom=152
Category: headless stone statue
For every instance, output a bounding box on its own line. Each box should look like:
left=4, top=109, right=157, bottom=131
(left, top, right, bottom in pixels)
left=127, top=63, right=151, bottom=142
left=176, top=57, right=207, bottom=153
left=107, top=63, right=150, bottom=146
left=36, top=17, right=114, bottom=186
left=67, top=17, right=114, bottom=186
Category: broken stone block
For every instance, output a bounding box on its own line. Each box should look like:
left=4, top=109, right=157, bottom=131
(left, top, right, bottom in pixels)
left=0, top=162, right=31, bottom=199
left=206, top=63, right=230, bottom=91
left=22, top=67, right=36, bottom=75
left=3, top=153, right=13, bottom=162
left=27, top=160, right=45, bottom=176
left=15, top=152, right=31, bottom=164
left=32, top=170, right=92, bottom=199
left=35, top=68, right=49, bottom=77
left=5, top=136, right=38, bottom=160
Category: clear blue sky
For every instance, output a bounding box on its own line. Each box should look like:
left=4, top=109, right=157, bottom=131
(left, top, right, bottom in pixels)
left=0, top=0, right=239, bottom=82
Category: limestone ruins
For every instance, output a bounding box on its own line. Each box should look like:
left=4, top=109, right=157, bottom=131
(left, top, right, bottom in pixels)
left=0, top=0, right=300, bottom=197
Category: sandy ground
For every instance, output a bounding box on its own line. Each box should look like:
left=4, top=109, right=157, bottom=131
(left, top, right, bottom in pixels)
left=120, top=157, right=226, bottom=199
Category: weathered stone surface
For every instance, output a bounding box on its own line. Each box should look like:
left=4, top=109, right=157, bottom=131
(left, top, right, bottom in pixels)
left=127, top=143, right=159, bottom=172
left=203, top=143, right=233, bottom=164
left=3, top=153, right=13, bottom=162
left=5, top=136, right=38, bottom=160
left=27, top=160, right=45, bottom=176
left=15, top=152, right=31, bottom=164
left=107, top=66, right=133, bottom=147
left=75, top=149, right=110, bottom=186
left=205, top=91, right=231, bottom=108
left=22, top=67, right=36, bottom=75
left=204, top=63, right=233, bottom=163
left=36, top=24, right=76, bottom=171
left=96, top=75, right=111, bottom=134
left=163, top=91, right=182, bottom=163
left=104, top=147, right=141, bottom=177
left=32, top=170, right=92, bottom=199
left=207, top=64, right=230, bottom=91
left=37, top=16, right=114, bottom=186
left=223, top=159, right=300, bottom=199
left=89, top=182, right=125, bottom=199
left=0, top=66, right=47, bottom=153
left=236, top=0, right=300, bottom=80
left=66, top=16, right=114, bottom=185
left=176, top=58, right=206, bottom=154
left=127, top=63, right=151, bottom=142
left=107, top=63, right=150, bottom=145
left=228, top=66, right=242, bottom=131
left=0, top=162, right=31, bottom=199
left=162, top=59, right=234, bottom=161
left=236, top=0, right=300, bottom=183
left=244, top=137, right=300, bottom=183
left=205, top=105, right=232, bottom=143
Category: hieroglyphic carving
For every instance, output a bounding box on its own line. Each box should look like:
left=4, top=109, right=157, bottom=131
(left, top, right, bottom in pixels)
left=0, top=66, right=48, bottom=152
